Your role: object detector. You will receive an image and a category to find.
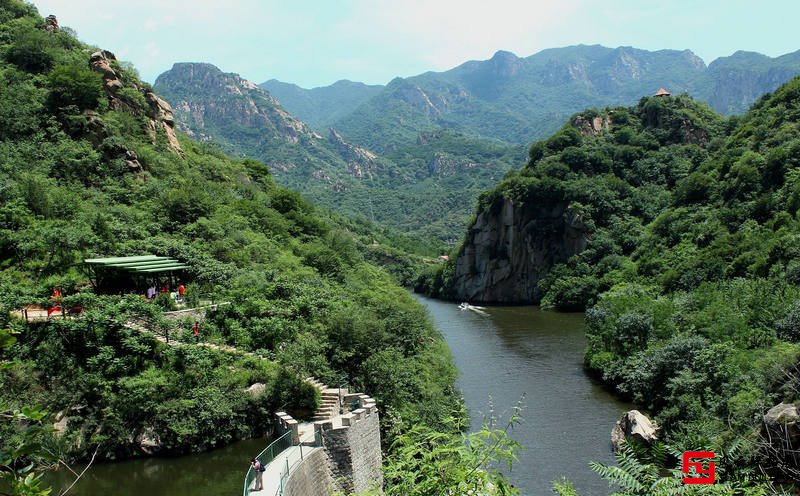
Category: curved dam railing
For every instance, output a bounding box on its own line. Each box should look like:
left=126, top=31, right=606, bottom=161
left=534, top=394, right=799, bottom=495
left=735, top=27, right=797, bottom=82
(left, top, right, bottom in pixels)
left=242, top=428, right=323, bottom=496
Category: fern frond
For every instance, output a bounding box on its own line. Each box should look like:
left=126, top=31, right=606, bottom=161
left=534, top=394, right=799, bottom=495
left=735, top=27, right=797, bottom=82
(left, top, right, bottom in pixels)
left=589, top=462, right=647, bottom=493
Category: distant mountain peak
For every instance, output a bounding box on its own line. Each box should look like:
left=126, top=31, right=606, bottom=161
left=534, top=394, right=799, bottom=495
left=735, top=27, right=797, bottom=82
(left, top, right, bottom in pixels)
left=490, top=49, right=519, bottom=60
left=488, top=49, right=523, bottom=78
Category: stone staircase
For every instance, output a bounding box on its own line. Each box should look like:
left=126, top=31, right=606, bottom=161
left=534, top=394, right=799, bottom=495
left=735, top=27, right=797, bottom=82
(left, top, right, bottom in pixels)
left=305, top=377, right=343, bottom=421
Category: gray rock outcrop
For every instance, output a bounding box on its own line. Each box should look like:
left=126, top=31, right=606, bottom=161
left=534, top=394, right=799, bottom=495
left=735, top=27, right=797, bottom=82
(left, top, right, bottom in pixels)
left=44, top=15, right=59, bottom=33
left=245, top=382, right=267, bottom=396
left=451, top=197, right=589, bottom=303
left=761, top=402, right=800, bottom=472
left=611, top=410, right=658, bottom=452
left=89, top=50, right=184, bottom=157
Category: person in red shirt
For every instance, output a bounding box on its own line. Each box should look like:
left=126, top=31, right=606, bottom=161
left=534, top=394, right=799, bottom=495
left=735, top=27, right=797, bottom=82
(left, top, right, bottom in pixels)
left=178, top=284, right=186, bottom=296
left=192, top=321, right=200, bottom=341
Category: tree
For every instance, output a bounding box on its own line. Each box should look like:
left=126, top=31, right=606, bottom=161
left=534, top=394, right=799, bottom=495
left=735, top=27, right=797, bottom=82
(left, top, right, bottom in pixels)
left=47, top=64, right=105, bottom=112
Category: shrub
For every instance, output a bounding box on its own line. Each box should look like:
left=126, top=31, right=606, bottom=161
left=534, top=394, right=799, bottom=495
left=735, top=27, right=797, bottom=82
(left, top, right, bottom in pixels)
left=47, top=64, right=105, bottom=111
left=4, top=29, right=54, bottom=72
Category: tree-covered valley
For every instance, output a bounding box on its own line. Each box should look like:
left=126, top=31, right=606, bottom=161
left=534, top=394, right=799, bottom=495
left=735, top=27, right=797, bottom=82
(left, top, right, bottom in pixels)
left=2, top=0, right=800, bottom=494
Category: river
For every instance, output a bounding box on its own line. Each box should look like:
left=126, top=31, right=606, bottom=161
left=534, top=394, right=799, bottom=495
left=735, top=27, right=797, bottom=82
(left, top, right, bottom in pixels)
left=413, top=294, right=632, bottom=496
left=45, top=296, right=630, bottom=496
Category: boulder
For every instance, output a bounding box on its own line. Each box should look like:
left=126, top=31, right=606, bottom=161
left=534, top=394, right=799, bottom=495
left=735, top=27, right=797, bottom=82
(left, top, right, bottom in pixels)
left=764, top=402, right=800, bottom=426
left=762, top=402, right=800, bottom=470
left=52, top=411, right=69, bottom=438
left=611, top=410, right=658, bottom=452
left=245, top=382, right=267, bottom=396
left=135, top=427, right=163, bottom=455
left=124, top=150, right=143, bottom=171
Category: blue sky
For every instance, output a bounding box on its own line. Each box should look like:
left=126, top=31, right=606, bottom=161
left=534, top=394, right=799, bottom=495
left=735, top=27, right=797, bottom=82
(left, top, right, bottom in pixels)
left=30, top=0, right=800, bottom=88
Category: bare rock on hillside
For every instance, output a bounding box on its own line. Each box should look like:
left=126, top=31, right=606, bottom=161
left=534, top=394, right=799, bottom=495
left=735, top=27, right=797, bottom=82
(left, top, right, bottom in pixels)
left=44, top=15, right=59, bottom=33
left=611, top=410, right=658, bottom=452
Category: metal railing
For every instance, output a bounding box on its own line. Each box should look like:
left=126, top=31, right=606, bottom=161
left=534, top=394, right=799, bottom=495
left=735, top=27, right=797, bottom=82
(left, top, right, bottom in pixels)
left=242, top=431, right=292, bottom=496
left=243, top=428, right=325, bottom=496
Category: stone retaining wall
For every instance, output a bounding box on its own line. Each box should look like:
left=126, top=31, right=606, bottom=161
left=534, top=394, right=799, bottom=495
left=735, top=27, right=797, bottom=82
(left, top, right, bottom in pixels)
left=314, top=395, right=382, bottom=494
left=282, top=448, right=334, bottom=496
left=278, top=392, right=383, bottom=495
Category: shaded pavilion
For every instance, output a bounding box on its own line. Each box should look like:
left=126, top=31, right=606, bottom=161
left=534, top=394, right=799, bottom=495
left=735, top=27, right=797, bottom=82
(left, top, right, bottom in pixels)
left=84, top=255, right=189, bottom=294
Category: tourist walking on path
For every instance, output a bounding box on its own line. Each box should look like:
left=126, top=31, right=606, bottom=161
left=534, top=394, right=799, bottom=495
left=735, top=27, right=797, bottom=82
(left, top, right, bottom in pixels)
left=251, top=458, right=265, bottom=491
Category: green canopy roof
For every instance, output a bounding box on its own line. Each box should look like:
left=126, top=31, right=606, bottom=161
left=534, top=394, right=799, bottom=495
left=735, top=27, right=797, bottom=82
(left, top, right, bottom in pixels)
left=85, top=255, right=168, bottom=264
left=84, top=255, right=187, bottom=274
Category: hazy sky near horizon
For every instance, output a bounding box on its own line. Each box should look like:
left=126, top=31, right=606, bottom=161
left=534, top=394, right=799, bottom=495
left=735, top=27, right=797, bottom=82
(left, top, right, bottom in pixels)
left=30, top=0, right=800, bottom=88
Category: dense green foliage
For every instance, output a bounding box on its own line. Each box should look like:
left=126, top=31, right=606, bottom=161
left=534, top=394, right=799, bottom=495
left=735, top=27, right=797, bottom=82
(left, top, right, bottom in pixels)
left=0, top=1, right=459, bottom=484
left=431, top=82, right=800, bottom=486
left=356, top=402, right=524, bottom=496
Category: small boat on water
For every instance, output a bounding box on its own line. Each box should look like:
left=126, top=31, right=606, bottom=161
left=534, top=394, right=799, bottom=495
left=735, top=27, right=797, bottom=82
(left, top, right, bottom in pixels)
left=459, top=302, right=488, bottom=314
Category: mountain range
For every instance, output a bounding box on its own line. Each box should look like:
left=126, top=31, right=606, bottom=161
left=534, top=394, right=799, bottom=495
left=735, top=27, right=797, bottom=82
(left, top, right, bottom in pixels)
left=155, top=63, right=525, bottom=243
left=263, top=45, right=800, bottom=152
left=156, top=45, right=800, bottom=243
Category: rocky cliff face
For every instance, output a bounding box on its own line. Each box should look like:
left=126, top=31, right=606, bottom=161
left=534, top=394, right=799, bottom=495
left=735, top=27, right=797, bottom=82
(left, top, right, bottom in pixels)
left=327, top=128, right=381, bottom=178
left=451, top=197, right=589, bottom=303
left=705, top=50, right=800, bottom=114
left=155, top=62, right=321, bottom=144
left=81, top=47, right=183, bottom=167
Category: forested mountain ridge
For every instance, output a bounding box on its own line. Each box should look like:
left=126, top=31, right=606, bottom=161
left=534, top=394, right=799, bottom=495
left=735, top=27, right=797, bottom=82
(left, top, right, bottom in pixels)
left=0, top=2, right=459, bottom=491
left=156, top=62, right=526, bottom=243
left=420, top=78, right=800, bottom=487
left=260, top=78, right=383, bottom=129
left=268, top=45, right=800, bottom=154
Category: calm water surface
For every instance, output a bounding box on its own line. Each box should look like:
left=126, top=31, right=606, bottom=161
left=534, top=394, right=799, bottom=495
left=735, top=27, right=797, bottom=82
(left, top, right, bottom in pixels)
left=414, top=294, right=632, bottom=496
left=44, top=437, right=269, bottom=496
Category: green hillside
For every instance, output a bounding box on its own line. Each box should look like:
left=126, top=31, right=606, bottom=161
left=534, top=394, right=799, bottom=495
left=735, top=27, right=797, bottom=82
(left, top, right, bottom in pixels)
left=0, top=2, right=459, bottom=491
left=424, top=84, right=800, bottom=487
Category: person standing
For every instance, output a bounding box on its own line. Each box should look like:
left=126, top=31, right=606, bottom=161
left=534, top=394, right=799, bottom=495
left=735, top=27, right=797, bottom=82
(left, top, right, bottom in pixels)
left=192, top=321, right=200, bottom=342
left=251, top=458, right=265, bottom=491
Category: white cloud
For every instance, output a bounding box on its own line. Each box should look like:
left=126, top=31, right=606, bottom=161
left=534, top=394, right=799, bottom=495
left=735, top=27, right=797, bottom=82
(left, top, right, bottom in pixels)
left=347, top=0, right=584, bottom=69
